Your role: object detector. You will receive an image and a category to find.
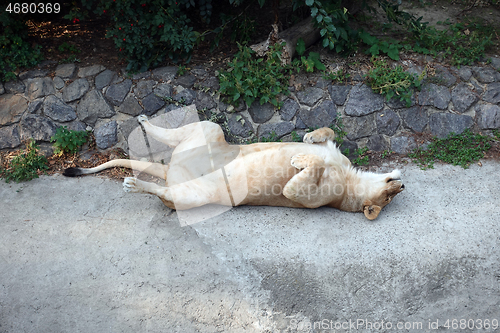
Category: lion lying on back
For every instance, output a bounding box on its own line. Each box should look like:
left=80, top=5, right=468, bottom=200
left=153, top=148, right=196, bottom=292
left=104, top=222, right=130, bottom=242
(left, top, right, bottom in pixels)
left=64, top=115, right=404, bottom=220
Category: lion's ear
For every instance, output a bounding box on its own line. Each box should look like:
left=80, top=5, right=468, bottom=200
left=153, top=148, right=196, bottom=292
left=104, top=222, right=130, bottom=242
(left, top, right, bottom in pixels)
left=363, top=200, right=382, bottom=220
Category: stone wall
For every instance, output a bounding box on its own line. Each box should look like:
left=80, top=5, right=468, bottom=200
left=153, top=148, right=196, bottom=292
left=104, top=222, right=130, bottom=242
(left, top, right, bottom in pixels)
left=1, top=59, right=500, bottom=155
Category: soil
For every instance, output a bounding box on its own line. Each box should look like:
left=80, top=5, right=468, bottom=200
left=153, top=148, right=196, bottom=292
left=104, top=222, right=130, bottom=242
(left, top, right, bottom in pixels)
left=5, top=0, right=500, bottom=179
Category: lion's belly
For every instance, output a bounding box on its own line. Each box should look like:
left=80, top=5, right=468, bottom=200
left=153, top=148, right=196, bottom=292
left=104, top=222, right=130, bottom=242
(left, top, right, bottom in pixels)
left=226, top=142, right=329, bottom=207
left=164, top=141, right=332, bottom=208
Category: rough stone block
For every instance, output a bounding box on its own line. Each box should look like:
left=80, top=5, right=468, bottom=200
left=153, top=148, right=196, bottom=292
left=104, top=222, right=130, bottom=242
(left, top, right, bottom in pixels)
left=298, top=101, right=337, bottom=129
left=258, top=122, right=295, bottom=139
left=142, top=93, right=166, bottom=116
left=105, top=79, right=132, bottom=106
left=77, top=90, right=115, bottom=126
left=95, top=120, right=118, bottom=149
left=248, top=102, right=275, bottom=124
left=55, top=63, right=76, bottom=78
left=43, top=95, right=77, bottom=122
left=472, top=66, right=497, bottom=83
left=482, top=82, right=500, bottom=104
left=62, top=78, right=89, bottom=103
left=418, top=83, right=451, bottom=110
left=152, top=66, right=178, bottom=82
left=134, top=80, right=155, bottom=99
left=154, top=83, right=174, bottom=98
left=429, top=113, right=474, bottom=138
left=343, top=114, right=376, bottom=140
left=78, top=65, right=106, bottom=78
left=390, top=135, right=416, bottom=154
left=172, top=89, right=196, bottom=105
left=95, top=70, right=117, bottom=90
left=344, top=83, right=384, bottom=116
left=296, top=87, right=324, bottom=106
left=119, top=96, right=143, bottom=116
left=279, top=98, right=299, bottom=121
left=367, top=134, right=389, bottom=152
left=175, top=74, right=196, bottom=88
left=327, top=84, right=351, bottom=106
left=195, top=91, right=216, bottom=111
left=376, top=110, right=400, bottom=136
left=228, top=114, right=253, bottom=138
left=477, top=104, right=500, bottom=129
left=0, top=94, right=28, bottom=126
left=26, top=77, right=54, bottom=100
left=451, top=83, right=479, bottom=113
left=0, top=124, right=21, bottom=149
left=400, top=106, right=429, bottom=133
left=20, top=114, right=57, bottom=142
left=4, top=80, right=25, bottom=95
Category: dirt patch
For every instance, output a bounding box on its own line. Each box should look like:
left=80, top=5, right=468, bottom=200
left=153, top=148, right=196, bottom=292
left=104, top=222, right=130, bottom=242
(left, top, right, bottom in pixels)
left=0, top=137, right=132, bottom=182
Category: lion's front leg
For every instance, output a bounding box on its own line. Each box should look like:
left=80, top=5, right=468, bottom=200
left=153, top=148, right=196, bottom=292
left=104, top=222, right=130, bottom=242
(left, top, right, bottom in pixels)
left=282, top=154, right=331, bottom=208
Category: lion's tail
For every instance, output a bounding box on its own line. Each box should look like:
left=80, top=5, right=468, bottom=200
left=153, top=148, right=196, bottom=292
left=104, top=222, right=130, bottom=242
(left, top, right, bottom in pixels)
left=63, top=159, right=133, bottom=177
left=63, top=159, right=168, bottom=179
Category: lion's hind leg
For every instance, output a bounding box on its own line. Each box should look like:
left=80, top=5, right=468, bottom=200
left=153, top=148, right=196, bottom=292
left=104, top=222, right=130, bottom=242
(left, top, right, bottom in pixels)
left=138, top=115, right=225, bottom=150
left=123, top=175, right=226, bottom=210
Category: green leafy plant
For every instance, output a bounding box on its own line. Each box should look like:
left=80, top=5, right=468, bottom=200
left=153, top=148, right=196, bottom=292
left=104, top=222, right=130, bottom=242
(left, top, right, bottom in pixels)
left=160, top=95, right=188, bottom=107
left=177, top=65, right=188, bottom=76
left=59, top=55, right=81, bottom=64
left=217, top=43, right=290, bottom=107
left=0, top=35, right=43, bottom=82
left=65, top=0, right=199, bottom=71
left=230, top=14, right=256, bottom=45
left=322, top=68, right=350, bottom=83
left=206, top=11, right=256, bottom=51
left=301, top=0, right=357, bottom=54
left=291, top=131, right=303, bottom=142
left=381, top=150, right=393, bottom=159
left=0, top=140, right=48, bottom=183
left=259, top=131, right=282, bottom=142
left=293, top=38, right=326, bottom=73
left=58, top=42, right=80, bottom=54
left=359, top=31, right=402, bottom=60
left=366, top=57, right=423, bottom=107
left=0, top=12, right=44, bottom=82
left=329, top=114, right=346, bottom=145
left=50, top=126, right=89, bottom=156
left=409, top=20, right=493, bottom=66
left=352, top=147, right=369, bottom=166
left=408, top=129, right=492, bottom=170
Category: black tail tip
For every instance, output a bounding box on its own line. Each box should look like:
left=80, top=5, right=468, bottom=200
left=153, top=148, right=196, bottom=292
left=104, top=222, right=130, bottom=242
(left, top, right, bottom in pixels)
left=63, top=167, right=83, bottom=177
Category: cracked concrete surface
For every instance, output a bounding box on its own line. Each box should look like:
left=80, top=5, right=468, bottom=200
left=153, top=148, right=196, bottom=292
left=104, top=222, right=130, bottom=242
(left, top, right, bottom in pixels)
left=1, top=161, right=499, bottom=332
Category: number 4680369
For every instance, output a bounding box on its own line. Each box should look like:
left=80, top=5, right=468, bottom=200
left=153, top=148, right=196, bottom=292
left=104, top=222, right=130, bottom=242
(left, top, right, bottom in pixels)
left=5, top=3, right=60, bottom=14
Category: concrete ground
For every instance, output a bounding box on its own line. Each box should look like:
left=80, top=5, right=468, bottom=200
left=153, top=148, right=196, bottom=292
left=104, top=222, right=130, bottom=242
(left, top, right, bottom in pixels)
left=1, top=160, right=499, bottom=333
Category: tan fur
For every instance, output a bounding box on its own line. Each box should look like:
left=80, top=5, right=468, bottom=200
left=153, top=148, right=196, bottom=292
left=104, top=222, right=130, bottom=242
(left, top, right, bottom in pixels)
left=67, top=115, right=404, bottom=220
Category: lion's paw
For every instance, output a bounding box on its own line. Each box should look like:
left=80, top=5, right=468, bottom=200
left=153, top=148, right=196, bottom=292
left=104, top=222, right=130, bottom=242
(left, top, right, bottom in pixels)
left=137, top=115, right=148, bottom=124
left=303, top=128, right=335, bottom=144
left=302, top=132, right=316, bottom=144
left=291, top=154, right=308, bottom=170
left=123, top=177, right=141, bottom=193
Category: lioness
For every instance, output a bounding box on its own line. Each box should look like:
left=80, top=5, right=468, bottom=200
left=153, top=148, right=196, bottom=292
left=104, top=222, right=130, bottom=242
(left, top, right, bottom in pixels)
left=64, top=115, right=404, bottom=220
